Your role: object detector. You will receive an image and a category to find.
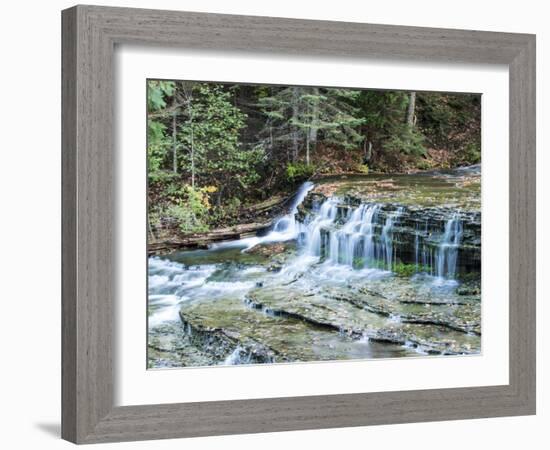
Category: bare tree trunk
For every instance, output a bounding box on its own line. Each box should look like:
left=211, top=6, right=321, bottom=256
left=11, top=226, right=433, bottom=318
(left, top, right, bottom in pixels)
left=172, top=99, right=178, bottom=174
left=307, top=87, right=319, bottom=166
left=147, top=216, right=156, bottom=241
left=216, top=185, right=224, bottom=207
left=182, top=83, right=195, bottom=188
left=187, top=101, right=195, bottom=188
left=363, top=137, right=373, bottom=164
left=305, top=131, right=310, bottom=166
left=310, top=87, right=319, bottom=143
left=292, top=87, right=299, bottom=161
left=406, top=91, right=416, bottom=128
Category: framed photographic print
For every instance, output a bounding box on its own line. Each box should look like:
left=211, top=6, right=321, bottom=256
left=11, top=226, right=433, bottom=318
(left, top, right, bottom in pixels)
left=62, top=5, right=536, bottom=444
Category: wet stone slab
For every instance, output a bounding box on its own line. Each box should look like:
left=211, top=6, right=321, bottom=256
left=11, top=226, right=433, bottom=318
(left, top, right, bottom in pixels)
left=244, top=273, right=480, bottom=355
left=312, top=168, right=481, bottom=211
left=177, top=295, right=416, bottom=365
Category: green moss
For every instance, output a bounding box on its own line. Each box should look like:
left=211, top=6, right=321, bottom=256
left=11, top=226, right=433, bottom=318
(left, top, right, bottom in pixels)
left=393, top=262, right=431, bottom=277
left=353, top=257, right=365, bottom=269
left=327, top=173, right=481, bottom=211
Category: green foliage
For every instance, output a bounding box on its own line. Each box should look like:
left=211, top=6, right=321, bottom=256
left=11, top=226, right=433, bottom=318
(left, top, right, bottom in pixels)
left=146, top=80, right=481, bottom=233
left=382, top=127, right=426, bottom=157
left=148, top=210, right=162, bottom=229
left=227, top=197, right=242, bottom=211
left=356, top=164, right=369, bottom=174
left=294, top=88, right=365, bottom=150
left=178, top=84, right=264, bottom=198
left=211, top=197, right=242, bottom=225
left=164, top=185, right=215, bottom=233
left=146, top=81, right=178, bottom=180
left=166, top=203, right=209, bottom=233
left=357, top=90, right=430, bottom=170
left=358, top=91, right=409, bottom=138
left=461, top=142, right=481, bottom=164
left=416, top=160, right=433, bottom=171
left=147, top=121, right=170, bottom=177
left=258, top=86, right=365, bottom=163
left=417, top=93, right=480, bottom=145
left=147, top=81, right=175, bottom=110
left=286, top=162, right=315, bottom=183
left=416, top=93, right=481, bottom=163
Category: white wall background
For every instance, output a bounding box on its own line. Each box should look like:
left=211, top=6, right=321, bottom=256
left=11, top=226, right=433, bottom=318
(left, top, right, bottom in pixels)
left=0, top=1, right=546, bottom=448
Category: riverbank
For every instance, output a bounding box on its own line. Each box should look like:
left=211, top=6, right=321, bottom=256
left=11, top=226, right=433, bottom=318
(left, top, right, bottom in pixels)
left=148, top=192, right=295, bottom=255
left=148, top=221, right=273, bottom=255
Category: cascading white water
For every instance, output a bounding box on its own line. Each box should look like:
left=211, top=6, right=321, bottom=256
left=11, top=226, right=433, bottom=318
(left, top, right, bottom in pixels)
left=379, top=207, right=403, bottom=270
left=332, top=204, right=369, bottom=266
left=147, top=258, right=218, bottom=328
left=417, top=220, right=430, bottom=274
left=297, top=197, right=465, bottom=281
left=299, top=201, right=408, bottom=271
left=436, top=215, right=463, bottom=279
left=360, top=204, right=381, bottom=264
left=211, top=181, right=314, bottom=252
left=305, top=198, right=338, bottom=256
left=209, top=182, right=464, bottom=279
left=320, top=203, right=383, bottom=267
left=283, top=181, right=315, bottom=218
left=148, top=257, right=258, bottom=329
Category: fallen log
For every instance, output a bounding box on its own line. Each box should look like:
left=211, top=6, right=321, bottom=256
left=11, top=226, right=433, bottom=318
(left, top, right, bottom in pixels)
left=148, top=221, right=272, bottom=255
left=239, top=194, right=289, bottom=215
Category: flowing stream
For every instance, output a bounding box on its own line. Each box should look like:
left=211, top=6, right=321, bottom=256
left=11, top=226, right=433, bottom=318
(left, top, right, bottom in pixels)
left=210, top=181, right=314, bottom=252
left=148, top=170, right=482, bottom=368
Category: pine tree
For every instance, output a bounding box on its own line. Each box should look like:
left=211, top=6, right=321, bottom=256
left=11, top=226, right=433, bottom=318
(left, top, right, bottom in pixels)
left=178, top=84, right=263, bottom=203
left=258, top=86, right=364, bottom=165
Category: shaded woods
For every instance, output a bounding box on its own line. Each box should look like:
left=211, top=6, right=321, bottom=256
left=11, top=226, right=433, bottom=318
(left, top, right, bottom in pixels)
left=147, top=80, right=480, bottom=243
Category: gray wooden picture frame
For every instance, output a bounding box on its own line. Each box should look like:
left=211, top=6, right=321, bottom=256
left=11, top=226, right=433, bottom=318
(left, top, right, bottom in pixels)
left=61, top=4, right=536, bottom=444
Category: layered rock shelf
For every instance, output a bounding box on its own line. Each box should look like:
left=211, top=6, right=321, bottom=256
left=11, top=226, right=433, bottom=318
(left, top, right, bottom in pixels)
left=297, top=191, right=481, bottom=277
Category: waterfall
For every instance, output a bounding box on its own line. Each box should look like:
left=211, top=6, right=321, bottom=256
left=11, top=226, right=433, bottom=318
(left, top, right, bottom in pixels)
left=296, top=196, right=465, bottom=281
left=416, top=219, right=432, bottom=274
left=210, top=181, right=314, bottom=252
left=379, top=207, right=403, bottom=270
left=414, top=224, right=419, bottom=267
left=328, top=204, right=368, bottom=265
left=211, top=182, right=464, bottom=281
left=360, top=204, right=380, bottom=266
left=300, top=202, right=407, bottom=271
left=305, top=198, right=339, bottom=256
left=436, top=215, right=463, bottom=279
left=272, top=181, right=315, bottom=231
